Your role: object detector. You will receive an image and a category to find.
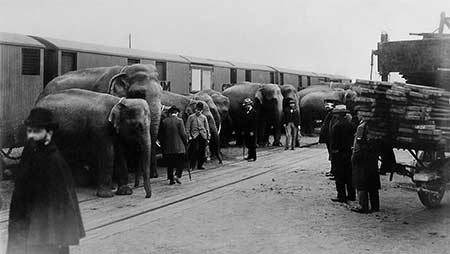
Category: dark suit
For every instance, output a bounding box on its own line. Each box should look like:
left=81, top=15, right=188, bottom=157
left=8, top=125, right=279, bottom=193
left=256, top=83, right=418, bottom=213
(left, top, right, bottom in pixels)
left=352, top=122, right=380, bottom=211
left=160, top=115, right=188, bottom=180
left=243, top=107, right=258, bottom=160
left=330, top=115, right=356, bottom=201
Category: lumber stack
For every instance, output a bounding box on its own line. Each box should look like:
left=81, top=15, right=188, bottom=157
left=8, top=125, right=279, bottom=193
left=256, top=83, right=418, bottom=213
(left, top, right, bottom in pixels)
left=353, top=79, right=450, bottom=151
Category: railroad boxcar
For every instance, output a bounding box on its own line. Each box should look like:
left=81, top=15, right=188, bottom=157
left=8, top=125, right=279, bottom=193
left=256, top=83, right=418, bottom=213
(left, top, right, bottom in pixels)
left=0, top=33, right=45, bottom=148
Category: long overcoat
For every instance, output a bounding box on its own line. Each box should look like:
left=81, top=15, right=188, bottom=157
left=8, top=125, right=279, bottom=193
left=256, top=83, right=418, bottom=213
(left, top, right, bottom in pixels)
left=160, top=115, right=188, bottom=155
left=7, top=142, right=85, bottom=254
left=351, top=122, right=381, bottom=190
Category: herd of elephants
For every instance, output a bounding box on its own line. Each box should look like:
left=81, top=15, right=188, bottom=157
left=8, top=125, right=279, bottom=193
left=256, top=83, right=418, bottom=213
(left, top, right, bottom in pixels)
left=26, top=63, right=357, bottom=198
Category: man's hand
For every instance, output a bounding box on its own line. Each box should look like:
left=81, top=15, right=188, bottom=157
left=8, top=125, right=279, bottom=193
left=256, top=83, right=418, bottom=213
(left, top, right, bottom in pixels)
left=249, top=132, right=254, bottom=136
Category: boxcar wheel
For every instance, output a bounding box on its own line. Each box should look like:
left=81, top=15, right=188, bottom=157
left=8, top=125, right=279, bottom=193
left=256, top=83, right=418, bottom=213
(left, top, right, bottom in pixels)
left=416, top=182, right=445, bottom=208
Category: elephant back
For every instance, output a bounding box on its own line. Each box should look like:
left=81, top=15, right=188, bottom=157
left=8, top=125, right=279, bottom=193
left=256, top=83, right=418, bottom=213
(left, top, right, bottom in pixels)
left=297, top=85, right=333, bottom=104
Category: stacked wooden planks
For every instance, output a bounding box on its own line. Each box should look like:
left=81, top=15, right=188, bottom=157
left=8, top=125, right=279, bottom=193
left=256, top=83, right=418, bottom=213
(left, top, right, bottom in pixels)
left=353, top=79, right=450, bottom=151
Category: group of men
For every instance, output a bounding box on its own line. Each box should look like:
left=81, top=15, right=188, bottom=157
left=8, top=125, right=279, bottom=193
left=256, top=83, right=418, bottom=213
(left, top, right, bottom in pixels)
left=319, top=99, right=395, bottom=214
left=159, top=102, right=211, bottom=185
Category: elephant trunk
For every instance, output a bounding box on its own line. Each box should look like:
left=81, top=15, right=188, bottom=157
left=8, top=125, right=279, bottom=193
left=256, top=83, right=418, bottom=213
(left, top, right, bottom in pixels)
left=206, top=114, right=222, bottom=164
left=135, top=131, right=152, bottom=198
left=146, top=94, right=162, bottom=178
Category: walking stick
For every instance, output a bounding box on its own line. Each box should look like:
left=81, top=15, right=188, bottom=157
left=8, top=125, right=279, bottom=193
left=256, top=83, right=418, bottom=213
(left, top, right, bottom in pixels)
left=186, top=140, right=192, bottom=181
left=242, top=132, right=246, bottom=160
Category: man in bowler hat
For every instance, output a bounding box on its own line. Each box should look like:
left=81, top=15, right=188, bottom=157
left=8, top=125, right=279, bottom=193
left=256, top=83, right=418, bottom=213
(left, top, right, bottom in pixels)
left=7, top=108, right=85, bottom=254
left=186, top=102, right=210, bottom=170
left=160, top=106, right=188, bottom=184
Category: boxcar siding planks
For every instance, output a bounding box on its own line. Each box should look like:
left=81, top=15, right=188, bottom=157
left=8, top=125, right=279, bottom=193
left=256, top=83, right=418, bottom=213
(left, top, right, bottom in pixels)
left=252, top=70, right=270, bottom=83
left=236, top=69, right=246, bottom=83
left=167, top=62, right=190, bottom=95
left=141, top=59, right=156, bottom=65
left=0, top=45, right=43, bottom=147
left=212, top=67, right=230, bottom=91
left=283, top=74, right=299, bottom=88
left=77, top=52, right=127, bottom=70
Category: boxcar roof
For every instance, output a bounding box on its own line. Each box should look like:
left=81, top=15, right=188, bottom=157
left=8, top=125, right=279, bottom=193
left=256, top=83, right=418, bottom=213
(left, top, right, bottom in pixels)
left=228, top=61, right=275, bottom=71
left=0, top=32, right=45, bottom=48
left=180, top=55, right=234, bottom=68
left=41, top=37, right=189, bottom=63
left=269, top=66, right=318, bottom=77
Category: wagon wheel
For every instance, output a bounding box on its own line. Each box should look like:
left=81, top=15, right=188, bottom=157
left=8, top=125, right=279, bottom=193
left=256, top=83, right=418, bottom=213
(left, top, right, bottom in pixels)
left=416, top=182, right=445, bottom=208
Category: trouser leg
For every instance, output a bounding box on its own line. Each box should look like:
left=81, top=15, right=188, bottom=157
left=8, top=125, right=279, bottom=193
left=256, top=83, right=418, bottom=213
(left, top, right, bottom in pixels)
left=335, top=173, right=346, bottom=201
left=197, top=137, right=207, bottom=168
left=167, top=166, right=174, bottom=181
left=358, top=190, right=369, bottom=211
left=189, top=138, right=200, bottom=169
left=175, top=167, right=183, bottom=178
left=284, top=125, right=290, bottom=149
left=291, top=124, right=297, bottom=149
left=369, top=189, right=380, bottom=211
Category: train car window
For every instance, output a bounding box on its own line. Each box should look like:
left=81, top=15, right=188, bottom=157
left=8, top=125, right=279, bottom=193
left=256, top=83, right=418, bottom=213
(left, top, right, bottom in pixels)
left=298, top=75, right=302, bottom=88
left=245, top=70, right=251, bottom=82
left=156, top=62, right=167, bottom=81
left=307, top=76, right=311, bottom=86
left=202, top=70, right=212, bottom=90
left=61, top=52, right=77, bottom=74
left=191, top=68, right=201, bottom=92
left=22, top=48, right=40, bottom=75
left=230, top=69, right=237, bottom=84
left=128, top=58, right=140, bottom=65
left=280, top=73, right=284, bottom=85
left=270, top=72, right=275, bottom=83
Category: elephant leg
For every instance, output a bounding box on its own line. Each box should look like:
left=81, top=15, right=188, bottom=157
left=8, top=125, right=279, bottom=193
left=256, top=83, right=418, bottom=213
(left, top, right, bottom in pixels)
left=272, top=122, right=282, bottom=147
left=257, top=119, right=267, bottom=146
left=114, top=142, right=132, bottom=196
left=96, top=143, right=115, bottom=198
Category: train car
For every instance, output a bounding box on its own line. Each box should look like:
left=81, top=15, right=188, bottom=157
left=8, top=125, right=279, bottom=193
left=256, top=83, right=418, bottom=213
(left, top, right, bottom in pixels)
left=0, top=32, right=46, bottom=148
left=0, top=32, right=351, bottom=149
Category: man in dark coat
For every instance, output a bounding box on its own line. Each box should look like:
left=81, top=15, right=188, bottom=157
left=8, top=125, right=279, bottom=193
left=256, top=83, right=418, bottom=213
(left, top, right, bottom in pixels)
left=160, top=106, right=188, bottom=185
left=242, top=98, right=258, bottom=161
left=7, top=108, right=85, bottom=254
left=186, top=102, right=210, bottom=170
left=351, top=120, right=381, bottom=213
left=329, top=105, right=356, bottom=203
left=319, top=99, right=336, bottom=177
left=282, top=99, right=300, bottom=150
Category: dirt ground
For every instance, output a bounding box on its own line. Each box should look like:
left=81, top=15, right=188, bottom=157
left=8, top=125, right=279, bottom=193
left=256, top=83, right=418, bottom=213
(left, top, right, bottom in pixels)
left=1, top=137, right=450, bottom=254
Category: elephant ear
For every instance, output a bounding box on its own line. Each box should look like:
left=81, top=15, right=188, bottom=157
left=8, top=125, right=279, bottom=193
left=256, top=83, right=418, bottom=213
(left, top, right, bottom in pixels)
left=109, top=73, right=130, bottom=97
left=255, top=89, right=264, bottom=105
left=108, top=98, right=127, bottom=134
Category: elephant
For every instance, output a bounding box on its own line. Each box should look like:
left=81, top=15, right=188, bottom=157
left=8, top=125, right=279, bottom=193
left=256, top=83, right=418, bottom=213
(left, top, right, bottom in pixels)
left=299, top=89, right=357, bottom=134
left=223, top=82, right=283, bottom=147
left=196, top=89, right=232, bottom=147
left=161, top=91, right=222, bottom=164
left=35, top=89, right=152, bottom=198
left=39, top=64, right=162, bottom=178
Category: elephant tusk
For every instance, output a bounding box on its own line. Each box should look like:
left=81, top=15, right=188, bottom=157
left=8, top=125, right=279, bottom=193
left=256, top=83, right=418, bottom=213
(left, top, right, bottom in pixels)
left=218, top=123, right=222, bottom=134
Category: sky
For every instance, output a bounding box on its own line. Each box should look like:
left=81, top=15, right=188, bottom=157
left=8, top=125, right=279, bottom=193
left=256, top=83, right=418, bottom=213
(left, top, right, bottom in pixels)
left=1, top=0, right=449, bottom=80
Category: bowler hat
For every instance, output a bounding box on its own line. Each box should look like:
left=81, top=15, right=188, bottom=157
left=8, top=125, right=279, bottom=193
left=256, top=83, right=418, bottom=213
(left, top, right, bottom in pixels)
left=195, top=102, right=204, bottom=110
left=168, top=105, right=180, bottom=114
left=331, top=104, right=349, bottom=114
left=24, top=108, right=59, bottom=130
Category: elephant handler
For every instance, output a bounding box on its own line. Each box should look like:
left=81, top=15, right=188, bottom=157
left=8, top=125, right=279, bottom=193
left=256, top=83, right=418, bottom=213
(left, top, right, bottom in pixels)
left=241, top=98, right=258, bottom=161
left=351, top=120, right=380, bottom=213
left=7, top=108, right=85, bottom=254
left=282, top=98, right=300, bottom=150
left=186, top=102, right=210, bottom=170
left=160, top=106, right=188, bottom=185
left=329, top=105, right=356, bottom=203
